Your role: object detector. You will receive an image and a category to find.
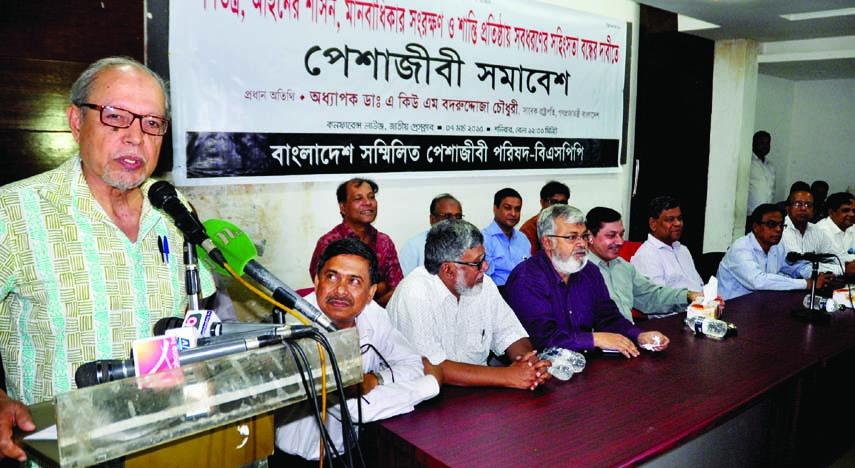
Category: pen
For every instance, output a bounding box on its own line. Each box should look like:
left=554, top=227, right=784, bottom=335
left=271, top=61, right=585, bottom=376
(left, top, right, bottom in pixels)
left=162, top=236, right=170, bottom=264
left=157, top=236, right=165, bottom=263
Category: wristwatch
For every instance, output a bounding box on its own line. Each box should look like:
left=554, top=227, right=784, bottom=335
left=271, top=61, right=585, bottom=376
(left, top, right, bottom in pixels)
left=368, top=370, right=384, bottom=386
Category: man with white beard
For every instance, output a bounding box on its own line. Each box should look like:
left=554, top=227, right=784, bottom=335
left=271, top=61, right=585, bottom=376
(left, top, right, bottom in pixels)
left=388, top=219, right=551, bottom=390
left=505, top=205, right=669, bottom=359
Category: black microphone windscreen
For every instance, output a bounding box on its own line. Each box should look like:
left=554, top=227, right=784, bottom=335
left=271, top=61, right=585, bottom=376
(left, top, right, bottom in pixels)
left=153, top=316, right=185, bottom=336
left=148, top=180, right=179, bottom=210
left=75, top=361, right=102, bottom=388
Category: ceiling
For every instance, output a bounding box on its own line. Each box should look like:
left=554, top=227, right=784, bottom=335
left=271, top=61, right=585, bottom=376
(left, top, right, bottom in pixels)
left=633, top=0, right=855, bottom=80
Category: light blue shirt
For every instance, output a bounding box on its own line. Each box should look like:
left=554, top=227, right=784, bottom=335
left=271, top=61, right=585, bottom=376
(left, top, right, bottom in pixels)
left=717, top=233, right=810, bottom=300
left=482, top=220, right=531, bottom=286
left=400, top=229, right=429, bottom=276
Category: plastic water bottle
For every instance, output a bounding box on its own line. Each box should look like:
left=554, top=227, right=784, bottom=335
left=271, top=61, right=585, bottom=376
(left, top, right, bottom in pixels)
left=537, top=347, right=586, bottom=381
left=803, top=294, right=844, bottom=312
left=684, top=316, right=729, bottom=339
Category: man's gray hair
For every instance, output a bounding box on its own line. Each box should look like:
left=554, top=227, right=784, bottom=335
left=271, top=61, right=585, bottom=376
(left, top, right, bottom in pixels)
left=537, top=204, right=586, bottom=241
left=424, top=219, right=484, bottom=274
left=70, top=57, right=170, bottom=118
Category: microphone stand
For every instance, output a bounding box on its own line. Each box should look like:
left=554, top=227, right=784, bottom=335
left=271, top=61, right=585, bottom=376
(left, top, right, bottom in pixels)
left=792, top=259, right=830, bottom=322
left=184, top=237, right=202, bottom=311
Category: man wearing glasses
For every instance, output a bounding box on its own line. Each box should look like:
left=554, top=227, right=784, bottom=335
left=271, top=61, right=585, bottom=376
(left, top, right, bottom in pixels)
left=780, top=190, right=845, bottom=276
left=0, top=57, right=217, bottom=462
left=585, top=207, right=699, bottom=323
left=388, top=220, right=551, bottom=390
left=505, top=205, right=669, bottom=359
left=718, top=204, right=832, bottom=300
left=399, top=193, right=463, bottom=275
left=519, top=181, right=571, bottom=256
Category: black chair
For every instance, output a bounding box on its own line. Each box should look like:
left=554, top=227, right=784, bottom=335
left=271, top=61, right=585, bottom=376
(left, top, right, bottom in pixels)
left=698, top=252, right=726, bottom=283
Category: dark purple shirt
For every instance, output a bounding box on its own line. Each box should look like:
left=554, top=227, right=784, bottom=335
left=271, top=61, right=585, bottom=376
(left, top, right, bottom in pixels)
left=505, top=251, right=641, bottom=352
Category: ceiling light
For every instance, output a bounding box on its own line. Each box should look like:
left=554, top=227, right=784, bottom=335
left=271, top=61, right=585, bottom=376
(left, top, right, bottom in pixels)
left=780, top=8, right=855, bottom=21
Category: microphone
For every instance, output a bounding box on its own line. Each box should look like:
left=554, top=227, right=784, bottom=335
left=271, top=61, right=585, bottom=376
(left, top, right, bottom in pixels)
left=200, top=219, right=339, bottom=332
left=154, top=316, right=310, bottom=338
left=786, top=252, right=838, bottom=263
left=75, top=331, right=306, bottom=388
left=148, top=181, right=227, bottom=268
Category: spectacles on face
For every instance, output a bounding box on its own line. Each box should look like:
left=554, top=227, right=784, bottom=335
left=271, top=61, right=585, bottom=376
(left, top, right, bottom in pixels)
left=450, top=255, right=487, bottom=271
left=791, top=202, right=813, bottom=209
left=760, top=220, right=787, bottom=229
left=546, top=233, right=593, bottom=244
left=546, top=198, right=568, bottom=206
left=435, top=213, right=464, bottom=221
left=77, top=103, right=170, bottom=136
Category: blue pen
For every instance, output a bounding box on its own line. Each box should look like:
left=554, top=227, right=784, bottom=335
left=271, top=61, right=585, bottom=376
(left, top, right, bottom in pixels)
left=162, top=236, right=170, bottom=264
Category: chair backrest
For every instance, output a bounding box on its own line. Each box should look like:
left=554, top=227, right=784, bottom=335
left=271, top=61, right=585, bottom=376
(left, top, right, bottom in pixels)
left=698, top=252, right=726, bottom=283
left=618, top=241, right=643, bottom=262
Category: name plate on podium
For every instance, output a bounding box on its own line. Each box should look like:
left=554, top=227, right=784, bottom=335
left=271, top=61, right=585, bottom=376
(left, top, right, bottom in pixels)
left=22, top=329, right=360, bottom=467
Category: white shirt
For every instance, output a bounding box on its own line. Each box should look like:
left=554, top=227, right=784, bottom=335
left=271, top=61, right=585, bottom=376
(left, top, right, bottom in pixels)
left=274, top=293, right=440, bottom=460
left=387, top=266, right=528, bottom=366
left=747, top=153, right=775, bottom=215
left=631, top=234, right=705, bottom=291
left=781, top=215, right=843, bottom=275
left=717, top=233, right=808, bottom=300
left=816, top=217, right=855, bottom=263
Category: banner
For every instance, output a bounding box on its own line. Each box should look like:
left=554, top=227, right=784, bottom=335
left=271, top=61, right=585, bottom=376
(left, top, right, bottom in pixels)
left=169, top=0, right=626, bottom=184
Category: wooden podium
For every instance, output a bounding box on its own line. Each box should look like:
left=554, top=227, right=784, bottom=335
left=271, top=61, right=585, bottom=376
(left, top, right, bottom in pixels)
left=22, top=329, right=360, bottom=468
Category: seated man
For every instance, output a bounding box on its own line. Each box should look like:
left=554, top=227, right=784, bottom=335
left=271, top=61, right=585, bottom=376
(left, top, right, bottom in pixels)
left=274, top=239, right=442, bottom=464
left=399, top=193, right=463, bottom=275
left=388, top=220, right=550, bottom=390
left=505, top=205, right=669, bottom=359
left=309, top=178, right=403, bottom=306
left=519, top=181, right=570, bottom=256
left=718, top=204, right=831, bottom=300
left=632, top=196, right=705, bottom=289
left=482, top=187, right=531, bottom=288
left=586, top=207, right=700, bottom=321
left=780, top=189, right=845, bottom=275
left=816, top=192, right=855, bottom=264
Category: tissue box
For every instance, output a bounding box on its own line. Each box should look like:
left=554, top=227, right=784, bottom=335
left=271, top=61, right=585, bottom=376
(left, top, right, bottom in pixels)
left=833, top=287, right=855, bottom=309
left=687, top=299, right=722, bottom=319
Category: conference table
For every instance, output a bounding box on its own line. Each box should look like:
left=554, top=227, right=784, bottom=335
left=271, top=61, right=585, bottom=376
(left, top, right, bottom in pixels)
left=367, top=290, right=855, bottom=467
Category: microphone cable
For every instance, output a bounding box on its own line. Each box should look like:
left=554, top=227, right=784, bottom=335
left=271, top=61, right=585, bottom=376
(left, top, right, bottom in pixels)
left=308, top=330, right=365, bottom=468
left=283, top=339, right=342, bottom=465
left=217, top=260, right=332, bottom=458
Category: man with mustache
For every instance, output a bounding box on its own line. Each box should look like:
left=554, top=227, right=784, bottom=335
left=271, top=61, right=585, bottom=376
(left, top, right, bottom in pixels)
left=780, top=189, right=847, bottom=275
left=718, top=204, right=831, bottom=300
left=0, top=57, right=218, bottom=462
left=309, top=178, right=403, bottom=306
left=631, top=196, right=706, bottom=309
left=388, top=220, right=550, bottom=390
left=273, top=239, right=441, bottom=465
left=585, top=206, right=701, bottom=322
left=505, top=205, right=669, bottom=359
left=482, top=187, right=531, bottom=290
left=816, top=192, right=855, bottom=265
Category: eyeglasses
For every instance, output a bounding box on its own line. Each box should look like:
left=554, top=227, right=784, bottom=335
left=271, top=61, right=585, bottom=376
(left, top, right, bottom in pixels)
left=435, top=213, right=464, bottom=221
left=450, top=255, right=487, bottom=271
left=791, top=202, right=813, bottom=209
left=546, top=233, right=593, bottom=243
left=759, top=221, right=787, bottom=229
left=546, top=198, right=569, bottom=206
left=77, top=103, right=170, bottom=136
